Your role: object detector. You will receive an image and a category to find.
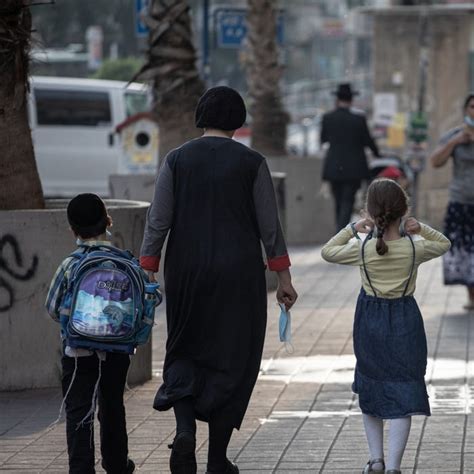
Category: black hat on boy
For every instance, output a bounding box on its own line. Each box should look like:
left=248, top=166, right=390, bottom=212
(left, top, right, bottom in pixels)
left=67, top=193, right=108, bottom=238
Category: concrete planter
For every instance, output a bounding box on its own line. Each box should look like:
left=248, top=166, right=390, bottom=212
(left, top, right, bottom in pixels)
left=266, top=157, right=334, bottom=245
left=0, top=199, right=151, bottom=391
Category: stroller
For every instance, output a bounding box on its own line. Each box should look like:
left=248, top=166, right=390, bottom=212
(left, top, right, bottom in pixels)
left=354, top=155, right=415, bottom=212
left=368, top=155, right=414, bottom=191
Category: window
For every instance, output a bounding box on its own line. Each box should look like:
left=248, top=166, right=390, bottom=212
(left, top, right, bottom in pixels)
left=35, top=89, right=112, bottom=126
left=124, top=91, right=150, bottom=117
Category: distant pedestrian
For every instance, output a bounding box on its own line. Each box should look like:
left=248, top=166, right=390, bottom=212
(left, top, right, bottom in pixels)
left=320, top=83, right=380, bottom=230
left=321, top=179, right=450, bottom=474
left=45, top=194, right=135, bottom=474
left=140, top=86, right=298, bottom=474
left=430, top=93, right=474, bottom=310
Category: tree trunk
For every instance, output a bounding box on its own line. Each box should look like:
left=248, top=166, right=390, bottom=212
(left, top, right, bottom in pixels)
left=139, top=0, right=205, bottom=164
left=245, top=0, right=288, bottom=157
left=0, top=0, right=45, bottom=210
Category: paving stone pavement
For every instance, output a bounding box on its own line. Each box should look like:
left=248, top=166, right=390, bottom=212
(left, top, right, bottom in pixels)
left=1, top=245, right=472, bottom=473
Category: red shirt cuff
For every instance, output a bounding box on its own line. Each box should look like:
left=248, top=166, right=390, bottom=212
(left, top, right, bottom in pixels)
left=267, top=254, right=291, bottom=272
left=140, top=256, right=160, bottom=273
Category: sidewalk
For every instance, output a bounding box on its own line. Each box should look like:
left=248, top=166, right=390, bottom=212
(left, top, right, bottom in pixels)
left=0, top=245, right=472, bottom=473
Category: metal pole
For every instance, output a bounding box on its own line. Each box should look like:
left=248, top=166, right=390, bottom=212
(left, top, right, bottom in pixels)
left=411, top=8, right=429, bottom=217
left=202, top=0, right=210, bottom=84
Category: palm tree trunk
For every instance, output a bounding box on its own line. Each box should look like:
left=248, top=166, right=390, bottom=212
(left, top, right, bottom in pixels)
left=0, top=0, right=44, bottom=210
left=139, top=0, right=205, bottom=163
left=246, top=0, right=288, bottom=157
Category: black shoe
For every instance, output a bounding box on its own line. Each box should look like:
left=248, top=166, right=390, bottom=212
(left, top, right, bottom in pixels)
left=126, top=459, right=135, bottom=474
left=206, top=459, right=239, bottom=474
left=168, top=431, right=197, bottom=474
left=101, top=458, right=135, bottom=473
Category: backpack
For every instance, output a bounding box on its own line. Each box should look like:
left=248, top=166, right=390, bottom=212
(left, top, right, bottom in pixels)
left=59, top=244, right=162, bottom=354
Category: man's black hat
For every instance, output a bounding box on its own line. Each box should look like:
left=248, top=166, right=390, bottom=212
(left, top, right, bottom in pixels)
left=195, top=86, right=246, bottom=131
left=332, top=83, right=359, bottom=101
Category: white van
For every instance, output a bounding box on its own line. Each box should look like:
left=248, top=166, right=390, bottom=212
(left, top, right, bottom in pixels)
left=29, top=76, right=153, bottom=197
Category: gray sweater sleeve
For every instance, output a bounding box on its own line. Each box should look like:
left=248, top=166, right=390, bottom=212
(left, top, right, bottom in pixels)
left=139, top=159, right=174, bottom=271
left=253, top=159, right=290, bottom=271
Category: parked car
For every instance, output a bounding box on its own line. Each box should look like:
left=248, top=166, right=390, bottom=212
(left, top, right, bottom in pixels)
left=28, top=76, right=153, bottom=197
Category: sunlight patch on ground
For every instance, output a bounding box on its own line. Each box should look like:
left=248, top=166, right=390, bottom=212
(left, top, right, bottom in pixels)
left=257, top=355, right=474, bottom=420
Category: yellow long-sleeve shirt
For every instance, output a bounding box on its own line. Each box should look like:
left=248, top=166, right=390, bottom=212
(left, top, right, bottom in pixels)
left=321, top=223, right=451, bottom=298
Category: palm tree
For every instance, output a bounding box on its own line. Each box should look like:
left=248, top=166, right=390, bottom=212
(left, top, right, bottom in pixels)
left=137, top=0, right=205, bottom=162
left=0, top=0, right=44, bottom=210
left=245, top=0, right=288, bottom=156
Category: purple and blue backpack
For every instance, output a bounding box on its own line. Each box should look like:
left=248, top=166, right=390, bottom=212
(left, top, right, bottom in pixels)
left=59, top=245, right=162, bottom=354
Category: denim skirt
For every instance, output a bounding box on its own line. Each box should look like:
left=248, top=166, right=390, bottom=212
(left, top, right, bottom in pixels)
left=352, top=289, right=430, bottom=419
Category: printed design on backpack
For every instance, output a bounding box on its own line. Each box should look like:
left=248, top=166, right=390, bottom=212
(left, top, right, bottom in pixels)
left=60, top=245, right=162, bottom=354
left=71, top=267, right=135, bottom=338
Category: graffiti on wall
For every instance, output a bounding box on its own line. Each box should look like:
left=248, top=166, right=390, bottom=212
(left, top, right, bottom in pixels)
left=0, top=234, right=38, bottom=312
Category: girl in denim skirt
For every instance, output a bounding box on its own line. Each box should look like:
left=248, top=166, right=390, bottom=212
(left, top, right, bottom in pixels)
left=322, top=179, right=450, bottom=473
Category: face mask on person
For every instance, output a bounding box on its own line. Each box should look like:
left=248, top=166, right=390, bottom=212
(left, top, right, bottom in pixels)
left=464, top=115, right=474, bottom=127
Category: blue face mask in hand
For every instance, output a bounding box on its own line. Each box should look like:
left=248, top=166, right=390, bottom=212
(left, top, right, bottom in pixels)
left=279, top=303, right=294, bottom=354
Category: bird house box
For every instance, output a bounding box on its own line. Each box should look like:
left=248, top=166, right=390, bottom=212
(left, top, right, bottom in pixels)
left=115, top=112, right=159, bottom=174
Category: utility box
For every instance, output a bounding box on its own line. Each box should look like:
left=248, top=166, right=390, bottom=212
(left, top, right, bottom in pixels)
left=115, top=112, right=159, bottom=174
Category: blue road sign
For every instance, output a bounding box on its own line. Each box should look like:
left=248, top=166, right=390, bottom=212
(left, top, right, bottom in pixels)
left=215, top=8, right=284, bottom=49
left=135, top=0, right=150, bottom=38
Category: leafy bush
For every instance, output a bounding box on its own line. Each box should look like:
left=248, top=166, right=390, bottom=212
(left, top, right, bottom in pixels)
left=92, top=57, right=143, bottom=82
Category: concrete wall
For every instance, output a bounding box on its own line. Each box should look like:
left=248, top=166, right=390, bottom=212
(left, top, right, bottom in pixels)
left=266, top=157, right=334, bottom=245
left=0, top=200, right=151, bottom=391
left=371, top=8, right=473, bottom=228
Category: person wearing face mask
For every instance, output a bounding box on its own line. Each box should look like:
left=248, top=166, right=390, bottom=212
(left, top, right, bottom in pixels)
left=430, top=93, right=474, bottom=310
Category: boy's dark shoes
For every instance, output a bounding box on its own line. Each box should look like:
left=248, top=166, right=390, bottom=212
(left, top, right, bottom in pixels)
left=205, top=459, right=239, bottom=474
left=168, top=431, right=197, bottom=474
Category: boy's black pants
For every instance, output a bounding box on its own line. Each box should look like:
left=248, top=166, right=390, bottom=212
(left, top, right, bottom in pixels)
left=61, top=352, right=130, bottom=474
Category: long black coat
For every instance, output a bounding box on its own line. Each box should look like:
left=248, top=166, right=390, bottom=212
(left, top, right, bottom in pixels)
left=320, top=107, right=379, bottom=181
left=140, top=136, right=289, bottom=430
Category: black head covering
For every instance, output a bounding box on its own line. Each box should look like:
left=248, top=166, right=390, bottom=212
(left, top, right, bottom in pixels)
left=67, top=193, right=108, bottom=237
left=195, top=86, right=246, bottom=131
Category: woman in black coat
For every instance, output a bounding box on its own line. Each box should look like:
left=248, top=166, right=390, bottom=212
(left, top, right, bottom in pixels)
left=140, top=86, right=297, bottom=474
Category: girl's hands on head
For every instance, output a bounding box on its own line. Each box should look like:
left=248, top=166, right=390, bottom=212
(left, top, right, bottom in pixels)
left=354, top=218, right=374, bottom=234
left=404, top=217, right=422, bottom=235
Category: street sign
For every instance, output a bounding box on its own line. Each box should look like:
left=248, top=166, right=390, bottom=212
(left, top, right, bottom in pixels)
left=215, top=8, right=284, bottom=49
left=135, top=0, right=150, bottom=38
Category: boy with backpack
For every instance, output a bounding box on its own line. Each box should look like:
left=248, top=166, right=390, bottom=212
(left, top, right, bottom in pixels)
left=45, top=193, right=160, bottom=474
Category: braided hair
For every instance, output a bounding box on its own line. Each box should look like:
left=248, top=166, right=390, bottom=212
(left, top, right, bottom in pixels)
left=366, top=179, right=409, bottom=256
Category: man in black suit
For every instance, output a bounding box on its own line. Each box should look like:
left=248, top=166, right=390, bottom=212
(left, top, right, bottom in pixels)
left=320, top=83, right=380, bottom=230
